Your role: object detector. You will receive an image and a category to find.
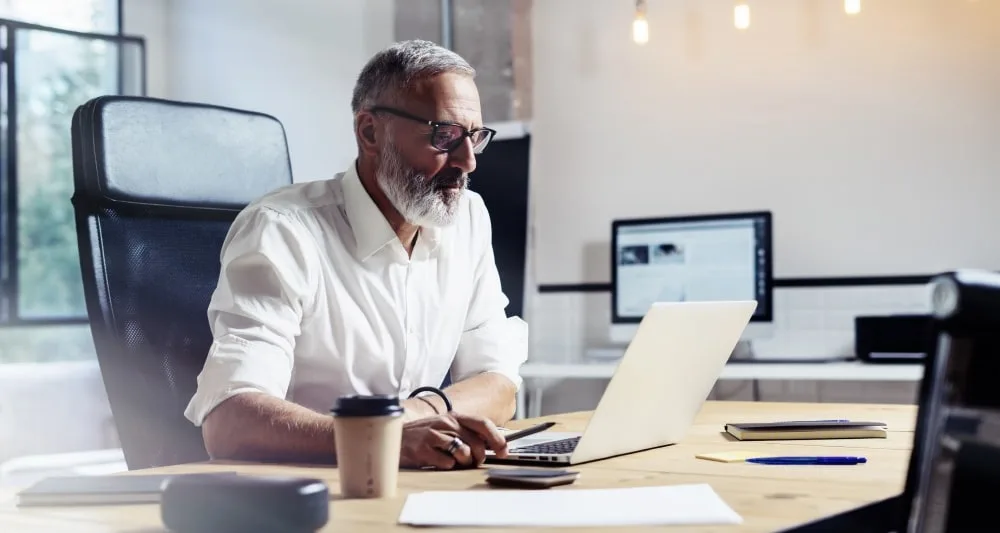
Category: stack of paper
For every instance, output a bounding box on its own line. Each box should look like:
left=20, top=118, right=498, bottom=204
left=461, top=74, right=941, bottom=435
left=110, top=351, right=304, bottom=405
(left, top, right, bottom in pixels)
left=398, top=483, right=742, bottom=527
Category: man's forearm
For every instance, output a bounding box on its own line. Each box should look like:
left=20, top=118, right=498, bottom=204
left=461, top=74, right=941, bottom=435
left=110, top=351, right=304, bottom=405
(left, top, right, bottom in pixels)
left=408, top=372, right=518, bottom=425
left=201, top=392, right=338, bottom=464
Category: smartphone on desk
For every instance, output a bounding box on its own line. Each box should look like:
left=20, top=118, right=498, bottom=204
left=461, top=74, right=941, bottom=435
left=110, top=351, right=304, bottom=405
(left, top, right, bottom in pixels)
left=485, top=468, right=580, bottom=489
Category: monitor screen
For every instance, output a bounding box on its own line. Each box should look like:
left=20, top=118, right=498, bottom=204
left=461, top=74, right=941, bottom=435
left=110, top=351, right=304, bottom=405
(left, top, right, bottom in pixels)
left=611, top=211, right=772, bottom=323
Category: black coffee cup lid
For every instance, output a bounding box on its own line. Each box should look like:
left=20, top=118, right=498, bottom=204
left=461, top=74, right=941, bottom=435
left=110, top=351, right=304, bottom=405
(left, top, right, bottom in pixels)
left=331, top=395, right=404, bottom=417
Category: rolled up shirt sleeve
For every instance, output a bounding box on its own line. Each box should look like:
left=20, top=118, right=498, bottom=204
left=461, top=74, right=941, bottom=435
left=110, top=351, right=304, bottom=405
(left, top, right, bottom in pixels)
left=450, top=196, right=529, bottom=390
left=184, top=206, right=318, bottom=427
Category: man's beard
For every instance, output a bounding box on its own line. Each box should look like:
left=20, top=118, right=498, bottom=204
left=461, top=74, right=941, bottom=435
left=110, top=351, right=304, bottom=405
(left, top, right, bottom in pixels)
left=375, top=138, right=468, bottom=227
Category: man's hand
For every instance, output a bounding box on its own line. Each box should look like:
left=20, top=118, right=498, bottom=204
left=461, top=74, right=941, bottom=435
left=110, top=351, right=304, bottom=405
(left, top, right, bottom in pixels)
left=400, top=412, right=509, bottom=469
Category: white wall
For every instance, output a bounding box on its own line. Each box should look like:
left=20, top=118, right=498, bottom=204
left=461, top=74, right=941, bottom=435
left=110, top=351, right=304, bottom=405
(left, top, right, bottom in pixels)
left=0, top=362, right=115, bottom=464
left=131, top=0, right=396, bottom=182
left=530, top=0, right=1000, bottom=284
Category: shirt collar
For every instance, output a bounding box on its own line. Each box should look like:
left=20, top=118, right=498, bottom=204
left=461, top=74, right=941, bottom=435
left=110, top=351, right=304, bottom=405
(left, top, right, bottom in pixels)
left=341, top=161, right=443, bottom=262
left=418, top=220, right=443, bottom=258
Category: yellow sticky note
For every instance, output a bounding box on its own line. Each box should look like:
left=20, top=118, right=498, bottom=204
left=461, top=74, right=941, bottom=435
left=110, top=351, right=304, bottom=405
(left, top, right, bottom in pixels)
left=695, top=451, right=759, bottom=463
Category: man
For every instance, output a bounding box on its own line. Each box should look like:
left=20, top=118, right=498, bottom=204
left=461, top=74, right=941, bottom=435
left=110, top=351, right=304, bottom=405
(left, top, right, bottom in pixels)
left=183, top=40, right=528, bottom=470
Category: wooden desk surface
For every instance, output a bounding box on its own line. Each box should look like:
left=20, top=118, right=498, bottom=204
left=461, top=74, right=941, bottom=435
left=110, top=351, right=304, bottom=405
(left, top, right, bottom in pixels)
left=0, top=401, right=917, bottom=532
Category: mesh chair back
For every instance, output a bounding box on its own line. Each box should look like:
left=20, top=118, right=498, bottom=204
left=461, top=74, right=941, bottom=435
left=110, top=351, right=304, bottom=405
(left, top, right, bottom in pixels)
left=70, top=96, right=292, bottom=469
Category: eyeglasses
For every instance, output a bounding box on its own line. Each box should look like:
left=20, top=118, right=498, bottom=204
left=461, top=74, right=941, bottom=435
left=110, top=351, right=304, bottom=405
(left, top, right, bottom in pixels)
left=368, top=106, right=496, bottom=154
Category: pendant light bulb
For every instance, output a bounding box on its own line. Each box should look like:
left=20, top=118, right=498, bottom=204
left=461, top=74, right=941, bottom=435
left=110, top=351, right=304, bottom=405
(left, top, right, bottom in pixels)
left=734, top=2, right=750, bottom=30
left=633, top=0, right=649, bottom=44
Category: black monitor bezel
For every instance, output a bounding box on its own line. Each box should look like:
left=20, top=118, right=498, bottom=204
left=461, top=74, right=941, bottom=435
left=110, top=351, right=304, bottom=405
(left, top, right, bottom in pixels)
left=610, top=210, right=774, bottom=324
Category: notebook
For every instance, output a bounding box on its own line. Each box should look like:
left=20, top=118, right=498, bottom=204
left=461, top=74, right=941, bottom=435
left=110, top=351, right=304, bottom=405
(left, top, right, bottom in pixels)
left=15, top=472, right=239, bottom=506
left=724, top=420, right=888, bottom=441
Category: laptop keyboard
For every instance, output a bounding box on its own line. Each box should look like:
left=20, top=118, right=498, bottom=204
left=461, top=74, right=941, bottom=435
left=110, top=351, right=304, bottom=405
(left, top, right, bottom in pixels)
left=511, top=436, right=581, bottom=455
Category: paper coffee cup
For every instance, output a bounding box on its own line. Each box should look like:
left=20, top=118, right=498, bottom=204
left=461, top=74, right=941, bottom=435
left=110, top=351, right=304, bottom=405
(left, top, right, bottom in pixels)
left=331, top=395, right=404, bottom=499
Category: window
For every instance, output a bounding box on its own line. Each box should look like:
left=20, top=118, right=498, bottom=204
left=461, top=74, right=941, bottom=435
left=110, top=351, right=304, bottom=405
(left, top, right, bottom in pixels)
left=0, top=0, right=119, bottom=33
left=0, top=0, right=143, bottom=363
left=394, top=0, right=532, bottom=123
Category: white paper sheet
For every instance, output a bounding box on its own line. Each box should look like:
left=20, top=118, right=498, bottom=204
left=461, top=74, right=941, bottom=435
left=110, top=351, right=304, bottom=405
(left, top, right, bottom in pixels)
left=397, top=483, right=743, bottom=527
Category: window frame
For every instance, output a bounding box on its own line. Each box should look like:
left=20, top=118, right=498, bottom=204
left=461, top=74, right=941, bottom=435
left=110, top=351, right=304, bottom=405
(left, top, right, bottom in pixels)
left=0, top=6, right=145, bottom=329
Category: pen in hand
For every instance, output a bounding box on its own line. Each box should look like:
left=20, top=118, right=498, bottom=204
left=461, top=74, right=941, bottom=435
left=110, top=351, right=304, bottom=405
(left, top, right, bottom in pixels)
left=503, top=421, right=556, bottom=443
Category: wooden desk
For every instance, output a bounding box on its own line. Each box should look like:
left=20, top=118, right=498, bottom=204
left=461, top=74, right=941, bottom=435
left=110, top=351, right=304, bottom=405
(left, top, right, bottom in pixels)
left=0, top=401, right=916, bottom=532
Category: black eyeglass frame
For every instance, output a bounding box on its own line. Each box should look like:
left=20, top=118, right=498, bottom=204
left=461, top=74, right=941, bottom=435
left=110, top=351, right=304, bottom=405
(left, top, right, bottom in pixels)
left=367, top=105, right=497, bottom=154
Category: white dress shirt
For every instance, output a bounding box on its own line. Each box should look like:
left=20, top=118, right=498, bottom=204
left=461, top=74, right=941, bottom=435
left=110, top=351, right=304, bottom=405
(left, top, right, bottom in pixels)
left=184, top=162, right=528, bottom=426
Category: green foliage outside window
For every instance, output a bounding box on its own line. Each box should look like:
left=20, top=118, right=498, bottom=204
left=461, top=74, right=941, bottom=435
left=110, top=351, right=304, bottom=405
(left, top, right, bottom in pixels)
left=0, top=3, right=138, bottom=364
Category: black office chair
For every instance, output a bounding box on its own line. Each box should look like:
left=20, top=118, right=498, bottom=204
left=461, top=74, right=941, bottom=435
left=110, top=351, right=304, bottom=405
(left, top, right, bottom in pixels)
left=70, top=96, right=293, bottom=470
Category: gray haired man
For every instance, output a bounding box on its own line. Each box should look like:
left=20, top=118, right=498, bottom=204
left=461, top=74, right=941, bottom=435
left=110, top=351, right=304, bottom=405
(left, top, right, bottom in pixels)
left=184, top=40, right=527, bottom=470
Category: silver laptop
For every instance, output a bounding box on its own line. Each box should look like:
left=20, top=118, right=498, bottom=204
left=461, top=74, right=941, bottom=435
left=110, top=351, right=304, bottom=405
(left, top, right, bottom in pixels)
left=488, top=300, right=757, bottom=466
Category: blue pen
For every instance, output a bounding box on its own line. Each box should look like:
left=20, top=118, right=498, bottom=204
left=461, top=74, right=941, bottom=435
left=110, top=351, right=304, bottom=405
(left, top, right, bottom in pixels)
left=746, top=456, right=867, bottom=465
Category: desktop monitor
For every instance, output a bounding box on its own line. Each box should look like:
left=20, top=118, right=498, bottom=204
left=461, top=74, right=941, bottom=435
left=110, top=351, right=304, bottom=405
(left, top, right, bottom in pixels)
left=610, top=210, right=773, bottom=344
